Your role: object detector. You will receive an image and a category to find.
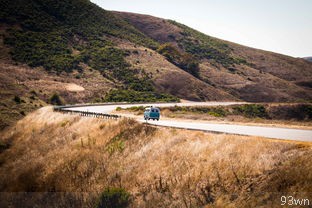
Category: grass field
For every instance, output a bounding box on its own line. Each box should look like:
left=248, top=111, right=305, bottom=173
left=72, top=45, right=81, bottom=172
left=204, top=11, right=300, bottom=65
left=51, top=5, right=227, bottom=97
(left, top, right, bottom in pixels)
left=0, top=107, right=311, bottom=207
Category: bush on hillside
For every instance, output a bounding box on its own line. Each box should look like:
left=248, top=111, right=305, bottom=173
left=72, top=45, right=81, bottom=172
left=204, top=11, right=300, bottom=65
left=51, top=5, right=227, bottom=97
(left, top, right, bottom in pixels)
left=157, top=43, right=199, bottom=77
left=168, top=20, right=247, bottom=68
left=104, top=89, right=179, bottom=103
left=95, top=187, right=130, bottom=208
left=13, top=95, right=22, bottom=104
left=49, top=93, right=64, bottom=106
left=233, top=104, right=268, bottom=118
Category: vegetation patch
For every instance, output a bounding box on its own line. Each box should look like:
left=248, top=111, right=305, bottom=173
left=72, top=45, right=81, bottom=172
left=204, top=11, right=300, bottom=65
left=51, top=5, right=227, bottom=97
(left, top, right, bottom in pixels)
left=0, top=140, right=10, bottom=153
left=157, top=43, right=200, bottom=77
left=164, top=104, right=268, bottom=118
left=1, top=0, right=157, bottom=72
left=169, top=20, right=247, bottom=68
left=13, top=95, right=22, bottom=104
left=106, top=133, right=126, bottom=155
left=49, top=93, right=64, bottom=106
left=105, top=89, right=179, bottom=103
left=96, top=187, right=130, bottom=208
left=232, top=104, right=268, bottom=118
left=267, top=104, right=312, bottom=121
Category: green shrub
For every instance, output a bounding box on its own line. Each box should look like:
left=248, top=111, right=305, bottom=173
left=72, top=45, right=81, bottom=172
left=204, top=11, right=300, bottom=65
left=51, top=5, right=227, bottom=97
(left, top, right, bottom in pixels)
left=168, top=106, right=228, bottom=117
left=233, top=104, right=268, bottom=118
left=0, top=140, right=10, bottom=153
left=95, top=187, right=130, bottom=208
left=13, top=95, right=21, bottom=104
left=127, top=106, right=145, bottom=111
left=104, top=89, right=179, bottom=103
left=168, top=20, right=247, bottom=68
left=267, top=104, right=312, bottom=121
left=2, top=0, right=158, bottom=73
left=49, top=93, right=64, bottom=106
left=30, top=90, right=37, bottom=95
left=304, top=105, right=312, bottom=119
left=157, top=43, right=199, bottom=77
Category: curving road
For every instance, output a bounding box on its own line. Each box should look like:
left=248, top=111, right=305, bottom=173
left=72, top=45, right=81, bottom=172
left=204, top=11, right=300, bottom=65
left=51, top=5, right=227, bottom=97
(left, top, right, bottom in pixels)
left=64, top=102, right=312, bottom=142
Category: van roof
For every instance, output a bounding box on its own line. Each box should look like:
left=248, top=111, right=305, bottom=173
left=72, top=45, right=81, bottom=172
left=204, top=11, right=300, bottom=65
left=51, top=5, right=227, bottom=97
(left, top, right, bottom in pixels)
left=145, top=107, right=159, bottom=110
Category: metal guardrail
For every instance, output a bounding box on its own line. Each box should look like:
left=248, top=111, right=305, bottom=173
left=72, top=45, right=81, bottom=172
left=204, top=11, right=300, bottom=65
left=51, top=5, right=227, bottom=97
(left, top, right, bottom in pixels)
left=52, top=101, right=180, bottom=120
left=53, top=107, right=121, bottom=120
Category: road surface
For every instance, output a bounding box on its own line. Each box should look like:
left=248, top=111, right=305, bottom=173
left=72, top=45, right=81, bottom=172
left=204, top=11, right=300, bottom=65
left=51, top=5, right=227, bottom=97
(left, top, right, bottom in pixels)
left=64, top=102, right=312, bottom=142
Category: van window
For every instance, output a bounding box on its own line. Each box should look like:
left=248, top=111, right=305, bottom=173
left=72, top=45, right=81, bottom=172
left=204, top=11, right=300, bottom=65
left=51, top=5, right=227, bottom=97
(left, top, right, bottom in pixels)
left=155, top=110, right=159, bottom=113
left=151, top=109, right=155, bottom=112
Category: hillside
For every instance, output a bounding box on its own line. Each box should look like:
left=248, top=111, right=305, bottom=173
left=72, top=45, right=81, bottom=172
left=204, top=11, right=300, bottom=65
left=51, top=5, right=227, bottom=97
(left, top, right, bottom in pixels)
left=0, top=107, right=312, bottom=207
left=117, top=12, right=312, bottom=102
left=304, top=57, right=312, bottom=62
left=1, top=0, right=312, bottom=128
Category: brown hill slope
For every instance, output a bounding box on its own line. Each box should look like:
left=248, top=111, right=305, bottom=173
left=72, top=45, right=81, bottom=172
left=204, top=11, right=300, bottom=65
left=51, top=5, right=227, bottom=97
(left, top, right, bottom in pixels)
left=116, top=12, right=312, bottom=102
left=304, top=57, right=312, bottom=62
left=114, top=38, right=235, bottom=101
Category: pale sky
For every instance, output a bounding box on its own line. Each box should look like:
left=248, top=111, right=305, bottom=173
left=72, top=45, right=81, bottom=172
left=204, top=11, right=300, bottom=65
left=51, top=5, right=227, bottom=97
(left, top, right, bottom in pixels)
left=91, top=0, right=312, bottom=57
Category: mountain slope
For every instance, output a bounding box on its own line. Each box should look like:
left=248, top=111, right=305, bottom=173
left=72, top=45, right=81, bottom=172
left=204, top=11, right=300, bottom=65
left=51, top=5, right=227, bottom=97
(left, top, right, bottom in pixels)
left=0, top=0, right=235, bottom=103
left=1, top=0, right=312, bottom=129
left=117, top=12, right=312, bottom=102
left=304, top=57, right=312, bottom=62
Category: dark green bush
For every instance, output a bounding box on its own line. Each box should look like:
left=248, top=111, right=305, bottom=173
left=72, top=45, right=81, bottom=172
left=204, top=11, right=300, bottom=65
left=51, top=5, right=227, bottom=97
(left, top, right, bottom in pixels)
left=49, top=93, right=64, bottom=106
left=168, top=106, right=228, bottom=117
left=168, top=20, right=247, bottom=68
left=13, top=95, right=21, bottom=104
left=267, top=104, right=312, bottom=121
left=2, top=0, right=158, bottom=73
left=105, top=89, right=179, bottom=103
left=0, top=140, right=10, bottom=153
left=95, top=187, right=130, bottom=208
left=157, top=43, right=199, bottom=77
left=233, top=104, right=268, bottom=118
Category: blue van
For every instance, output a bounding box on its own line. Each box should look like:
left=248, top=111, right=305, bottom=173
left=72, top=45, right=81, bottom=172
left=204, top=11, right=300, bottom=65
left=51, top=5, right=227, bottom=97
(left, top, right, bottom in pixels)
left=144, top=107, right=160, bottom=121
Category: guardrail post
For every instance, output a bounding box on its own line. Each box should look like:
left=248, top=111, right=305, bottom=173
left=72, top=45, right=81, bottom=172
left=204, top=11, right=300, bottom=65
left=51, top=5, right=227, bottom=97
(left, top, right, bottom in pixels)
left=54, top=106, right=121, bottom=120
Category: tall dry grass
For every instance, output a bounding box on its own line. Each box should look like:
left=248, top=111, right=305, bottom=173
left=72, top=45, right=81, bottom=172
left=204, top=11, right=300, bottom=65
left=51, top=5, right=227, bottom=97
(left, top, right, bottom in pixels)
left=0, top=107, right=311, bottom=207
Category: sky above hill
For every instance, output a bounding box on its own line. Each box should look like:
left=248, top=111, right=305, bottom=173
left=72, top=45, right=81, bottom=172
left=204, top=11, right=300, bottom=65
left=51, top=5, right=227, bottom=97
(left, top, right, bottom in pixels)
left=91, top=0, right=312, bottom=57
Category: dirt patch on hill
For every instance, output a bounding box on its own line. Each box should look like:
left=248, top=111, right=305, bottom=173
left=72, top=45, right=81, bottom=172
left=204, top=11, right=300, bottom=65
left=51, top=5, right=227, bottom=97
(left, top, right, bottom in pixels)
left=65, top=83, right=85, bottom=92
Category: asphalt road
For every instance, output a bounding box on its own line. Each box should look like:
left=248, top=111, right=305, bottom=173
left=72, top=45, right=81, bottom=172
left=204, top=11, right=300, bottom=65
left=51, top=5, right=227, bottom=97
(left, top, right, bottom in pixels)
left=65, top=102, right=312, bottom=142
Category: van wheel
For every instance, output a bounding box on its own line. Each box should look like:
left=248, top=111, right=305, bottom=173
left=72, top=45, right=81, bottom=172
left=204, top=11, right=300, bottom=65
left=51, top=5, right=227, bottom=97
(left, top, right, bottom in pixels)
left=157, top=119, right=159, bottom=121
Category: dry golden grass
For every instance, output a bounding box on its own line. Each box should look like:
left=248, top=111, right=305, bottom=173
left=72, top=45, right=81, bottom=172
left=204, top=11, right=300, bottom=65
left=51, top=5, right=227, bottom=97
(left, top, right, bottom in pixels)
left=159, top=111, right=312, bottom=130
left=0, top=107, right=311, bottom=207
